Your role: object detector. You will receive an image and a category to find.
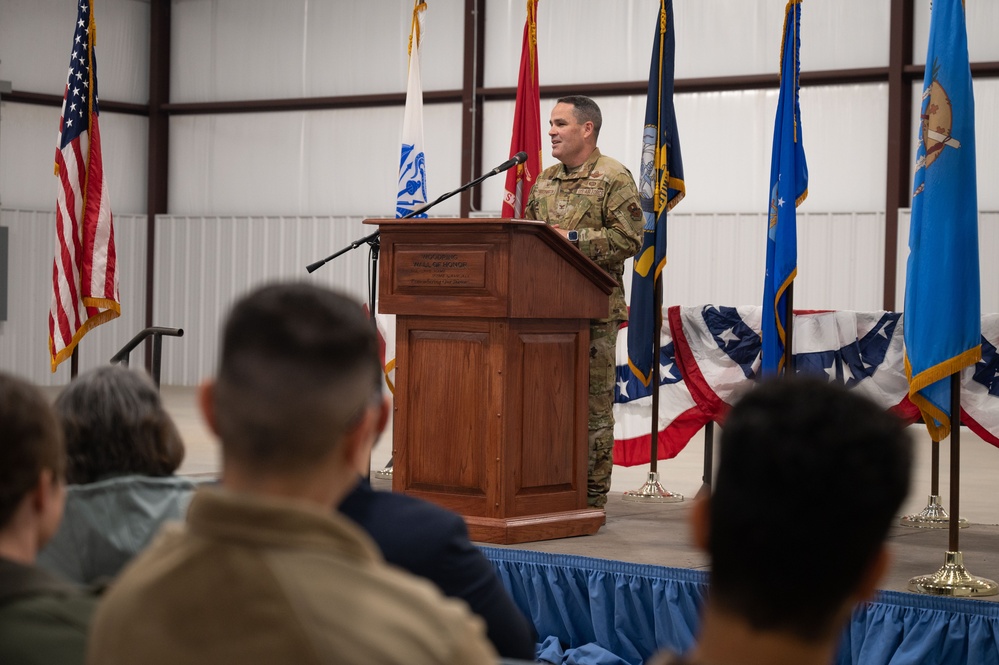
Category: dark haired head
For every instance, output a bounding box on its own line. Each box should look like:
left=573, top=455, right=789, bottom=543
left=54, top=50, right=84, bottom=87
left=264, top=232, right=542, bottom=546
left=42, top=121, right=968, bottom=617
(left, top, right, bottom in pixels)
left=556, top=95, right=602, bottom=139
left=707, top=377, right=911, bottom=641
left=211, top=282, right=382, bottom=473
left=0, top=373, right=65, bottom=528
left=55, top=365, right=185, bottom=484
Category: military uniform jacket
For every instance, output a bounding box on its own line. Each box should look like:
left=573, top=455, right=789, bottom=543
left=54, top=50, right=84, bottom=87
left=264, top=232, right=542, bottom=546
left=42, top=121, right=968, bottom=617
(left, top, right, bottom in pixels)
left=524, top=148, right=643, bottom=322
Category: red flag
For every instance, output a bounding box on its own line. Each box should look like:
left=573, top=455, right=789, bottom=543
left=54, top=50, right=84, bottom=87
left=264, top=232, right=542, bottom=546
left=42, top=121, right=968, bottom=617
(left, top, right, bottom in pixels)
left=501, top=0, right=542, bottom=218
left=49, top=0, right=120, bottom=371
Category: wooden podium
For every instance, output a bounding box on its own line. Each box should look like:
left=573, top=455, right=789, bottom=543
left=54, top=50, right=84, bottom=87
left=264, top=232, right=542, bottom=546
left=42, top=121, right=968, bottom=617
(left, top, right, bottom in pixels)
left=366, top=218, right=615, bottom=544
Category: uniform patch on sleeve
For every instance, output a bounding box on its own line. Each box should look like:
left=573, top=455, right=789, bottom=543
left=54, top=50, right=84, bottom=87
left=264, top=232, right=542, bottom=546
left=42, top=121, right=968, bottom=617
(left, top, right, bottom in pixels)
left=628, top=202, right=642, bottom=221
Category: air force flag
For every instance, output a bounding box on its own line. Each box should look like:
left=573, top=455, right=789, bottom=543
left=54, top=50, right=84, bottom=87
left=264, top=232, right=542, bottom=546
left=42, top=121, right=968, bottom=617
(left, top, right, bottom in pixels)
left=761, top=0, right=808, bottom=376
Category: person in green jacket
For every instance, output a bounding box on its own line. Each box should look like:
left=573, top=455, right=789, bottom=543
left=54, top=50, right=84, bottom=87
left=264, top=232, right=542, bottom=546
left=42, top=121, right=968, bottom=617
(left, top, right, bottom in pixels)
left=0, top=372, right=98, bottom=665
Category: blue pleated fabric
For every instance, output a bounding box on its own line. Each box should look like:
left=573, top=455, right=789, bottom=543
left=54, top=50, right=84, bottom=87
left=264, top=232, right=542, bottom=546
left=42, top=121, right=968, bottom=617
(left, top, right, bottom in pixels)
left=482, top=548, right=706, bottom=664
left=483, top=548, right=999, bottom=665
left=838, top=591, right=999, bottom=665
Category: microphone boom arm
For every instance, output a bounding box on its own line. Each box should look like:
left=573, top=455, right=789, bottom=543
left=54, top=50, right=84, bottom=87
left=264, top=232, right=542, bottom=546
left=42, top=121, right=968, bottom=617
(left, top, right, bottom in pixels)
left=306, top=152, right=527, bottom=273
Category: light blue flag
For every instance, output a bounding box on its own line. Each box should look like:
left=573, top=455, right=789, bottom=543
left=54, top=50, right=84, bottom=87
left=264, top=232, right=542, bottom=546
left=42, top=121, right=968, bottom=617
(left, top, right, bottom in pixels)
left=397, top=1, right=428, bottom=218
left=761, top=0, right=808, bottom=376
left=627, top=0, right=685, bottom=387
left=904, top=0, right=980, bottom=442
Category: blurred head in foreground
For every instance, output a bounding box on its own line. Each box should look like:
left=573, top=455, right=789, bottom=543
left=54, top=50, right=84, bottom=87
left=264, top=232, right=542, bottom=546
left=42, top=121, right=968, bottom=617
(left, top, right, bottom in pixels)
left=679, top=377, right=912, bottom=665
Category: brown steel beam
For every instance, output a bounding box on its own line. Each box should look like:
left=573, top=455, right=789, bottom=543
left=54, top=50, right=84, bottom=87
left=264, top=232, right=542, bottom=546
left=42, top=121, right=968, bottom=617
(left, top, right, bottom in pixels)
left=478, top=67, right=892, bottom=101
left=34, top=62, right=989, bottom=122
left=884, top=0, right=914, bottom=311
left=3, top=89, right=148, bottom=115
left=144, top=0, right=170, bottom=369
left=459, top=0, right=485, bottom=216
left=161, top=89, right=464, bottom=115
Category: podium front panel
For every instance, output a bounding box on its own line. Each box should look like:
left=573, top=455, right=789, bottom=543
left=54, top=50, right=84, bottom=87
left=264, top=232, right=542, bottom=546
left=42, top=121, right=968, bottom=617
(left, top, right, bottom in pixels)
left=505, top=321, right=589, bottom=515
left=394, top=317, right=501, bottom=516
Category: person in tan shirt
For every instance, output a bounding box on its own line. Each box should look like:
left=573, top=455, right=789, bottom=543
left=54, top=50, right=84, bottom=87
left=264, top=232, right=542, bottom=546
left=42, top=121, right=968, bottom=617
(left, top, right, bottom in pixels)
left=87, top=282, right=498, bottom=665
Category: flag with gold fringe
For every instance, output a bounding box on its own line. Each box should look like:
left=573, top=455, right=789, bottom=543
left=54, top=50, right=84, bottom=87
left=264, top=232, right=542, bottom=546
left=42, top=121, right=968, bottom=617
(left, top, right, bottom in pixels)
left=397, top=0, right=429, bottom=217
left=626, top=0, right=684, bottom=387
left=760, top=0, right=808, bottom=376
left=49, top=0, right=120, bottom=371
left=904, top=0, right=980, bottom=442
left=501, top=0, right=542, bottom=218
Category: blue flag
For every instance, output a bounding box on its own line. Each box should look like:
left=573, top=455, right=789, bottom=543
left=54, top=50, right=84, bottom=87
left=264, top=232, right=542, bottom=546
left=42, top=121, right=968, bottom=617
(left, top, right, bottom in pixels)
left=904, top=0, right=980, bottom=442
left=627, top=0, right=685, bottom=387
left=761, top=0, right=808, bottom=376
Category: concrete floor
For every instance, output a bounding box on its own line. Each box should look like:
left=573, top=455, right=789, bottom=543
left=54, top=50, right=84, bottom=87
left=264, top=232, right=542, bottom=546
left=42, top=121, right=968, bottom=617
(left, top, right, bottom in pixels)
left=164, top=385, right=999, bottom=599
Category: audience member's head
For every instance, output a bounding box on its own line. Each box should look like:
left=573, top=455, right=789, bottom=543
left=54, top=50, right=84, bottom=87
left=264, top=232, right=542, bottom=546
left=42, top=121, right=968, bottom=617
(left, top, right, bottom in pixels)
left=694, top=377, right=912, bottom=646
left=0, top=372, right=66, bottom=558
left=55, top=364, right=184, bottom=484
left=202, top=281, right=386, bottom=496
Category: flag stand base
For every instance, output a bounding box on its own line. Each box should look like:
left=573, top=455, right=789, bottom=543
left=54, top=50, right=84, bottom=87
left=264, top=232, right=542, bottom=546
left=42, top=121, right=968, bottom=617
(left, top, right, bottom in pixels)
left=373, top=465, right=393, bottom=481
left=622, top=471, right=683, bottom=504
left=908, top=551, right=998, bottom=597
left=900, top=494, right=968, bottom=529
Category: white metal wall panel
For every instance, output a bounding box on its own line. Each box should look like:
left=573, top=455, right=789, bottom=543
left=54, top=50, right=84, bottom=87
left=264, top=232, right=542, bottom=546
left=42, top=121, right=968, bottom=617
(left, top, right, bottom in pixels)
left=484, top=0, right=890, bottom=87
left=913, top=0, right=999, bottom=65
left=7, top=210, right=994, bottom=387
left=170, top=0, right=465, bottom=103
left=0, top=0, right=149, bottom=102
left=152, top=215, right=372, bottom=386
left=645, top=211, right=885, bottom=311
left=896, top=210, right=999, bottom=316
left=167, top=103, right=463, bottom=218
left=0, top=103, right=149, bottom=214
left=480, top=84, right=888, bottom=217
left=0, top=209, right=148, bottom=385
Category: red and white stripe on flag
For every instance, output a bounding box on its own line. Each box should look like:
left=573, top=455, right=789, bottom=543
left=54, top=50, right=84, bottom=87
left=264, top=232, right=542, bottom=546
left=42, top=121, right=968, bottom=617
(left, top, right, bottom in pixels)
left=49, top=0, right=120, bottom=371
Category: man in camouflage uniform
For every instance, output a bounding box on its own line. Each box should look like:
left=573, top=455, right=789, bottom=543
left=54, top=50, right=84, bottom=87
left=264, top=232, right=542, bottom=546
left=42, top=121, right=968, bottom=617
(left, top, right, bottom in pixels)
left=524, top=96, right=643, bottom=508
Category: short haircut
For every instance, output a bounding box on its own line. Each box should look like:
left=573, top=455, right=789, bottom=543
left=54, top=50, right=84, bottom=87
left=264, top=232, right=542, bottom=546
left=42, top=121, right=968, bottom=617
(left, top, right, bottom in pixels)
left=0, top=373, right=65, bottom=528
left=56, top=364, right=185, bottom=484
left=709, top=377, right=911, bottom=641
left=557, top=95, right=602, bottom=138
left=212, top=282, right=382, bottom=473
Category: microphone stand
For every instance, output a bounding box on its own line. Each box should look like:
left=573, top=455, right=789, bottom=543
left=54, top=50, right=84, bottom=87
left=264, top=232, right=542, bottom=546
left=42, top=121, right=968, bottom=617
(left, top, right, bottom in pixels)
left=304, top=154, right=525, bottom=480
left=305, top=155, right=523, bottom=276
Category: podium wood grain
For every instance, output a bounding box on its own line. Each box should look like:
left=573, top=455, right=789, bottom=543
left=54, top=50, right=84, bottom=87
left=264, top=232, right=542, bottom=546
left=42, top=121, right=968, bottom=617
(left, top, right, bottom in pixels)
left=368, top=218, right=615, bottom=543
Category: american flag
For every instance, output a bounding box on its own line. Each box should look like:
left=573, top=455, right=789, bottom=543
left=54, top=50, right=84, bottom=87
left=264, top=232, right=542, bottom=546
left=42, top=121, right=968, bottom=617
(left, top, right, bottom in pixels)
left=49, top=0, right=119, bottom=371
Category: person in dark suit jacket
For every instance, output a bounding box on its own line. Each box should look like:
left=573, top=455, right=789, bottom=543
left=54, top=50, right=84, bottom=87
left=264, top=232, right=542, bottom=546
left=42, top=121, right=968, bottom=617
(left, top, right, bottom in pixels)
left=340, top=478, right=537, bottom=660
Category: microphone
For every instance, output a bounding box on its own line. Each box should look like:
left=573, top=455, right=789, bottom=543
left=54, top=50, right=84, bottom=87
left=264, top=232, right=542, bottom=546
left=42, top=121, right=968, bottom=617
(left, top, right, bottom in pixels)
left=489, top=151, right=528, bottom=176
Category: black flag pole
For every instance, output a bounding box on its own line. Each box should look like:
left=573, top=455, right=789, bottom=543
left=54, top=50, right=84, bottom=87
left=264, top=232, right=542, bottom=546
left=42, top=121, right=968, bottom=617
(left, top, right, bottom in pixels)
left=782, top=282, right=794, bottom=376
left=622, top=277, right=682, bottom=503
left=907, top=373, right=997, bottom=596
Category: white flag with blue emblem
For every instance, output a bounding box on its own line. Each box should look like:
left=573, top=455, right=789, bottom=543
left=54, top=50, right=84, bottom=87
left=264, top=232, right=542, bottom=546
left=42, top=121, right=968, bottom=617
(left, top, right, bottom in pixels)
left=398, top=1, right=429, bottom=218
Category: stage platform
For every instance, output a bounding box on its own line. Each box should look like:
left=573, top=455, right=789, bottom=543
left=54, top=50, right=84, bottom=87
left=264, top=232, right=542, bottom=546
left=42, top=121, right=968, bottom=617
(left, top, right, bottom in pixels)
left=161, top=385, right=999, bottom=663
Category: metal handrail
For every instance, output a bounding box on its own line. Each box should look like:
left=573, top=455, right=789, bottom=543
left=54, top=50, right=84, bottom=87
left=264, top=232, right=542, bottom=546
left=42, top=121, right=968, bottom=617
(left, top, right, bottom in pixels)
left=110, top=326, right=184, bottom=388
